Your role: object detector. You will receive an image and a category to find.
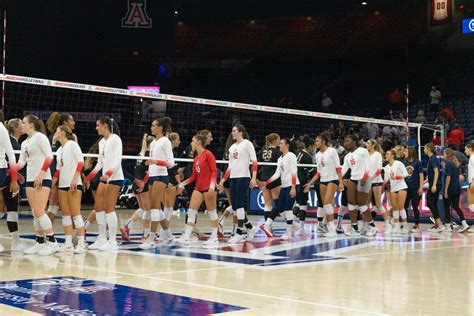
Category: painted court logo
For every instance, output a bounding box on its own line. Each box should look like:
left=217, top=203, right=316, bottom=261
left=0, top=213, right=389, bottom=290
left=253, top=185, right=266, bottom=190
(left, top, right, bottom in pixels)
left=122, top=0, right=152, bottom=28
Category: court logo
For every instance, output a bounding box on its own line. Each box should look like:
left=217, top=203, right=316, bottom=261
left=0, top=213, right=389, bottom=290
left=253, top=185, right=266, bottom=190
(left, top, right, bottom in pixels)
left=257, top=191, right=265, bottom=210
left=122, top=0, right=152, bottom=28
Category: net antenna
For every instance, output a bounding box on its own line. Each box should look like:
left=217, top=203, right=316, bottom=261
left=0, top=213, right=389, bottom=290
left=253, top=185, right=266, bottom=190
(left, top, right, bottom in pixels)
left=1, top=11, right=6, bottom=112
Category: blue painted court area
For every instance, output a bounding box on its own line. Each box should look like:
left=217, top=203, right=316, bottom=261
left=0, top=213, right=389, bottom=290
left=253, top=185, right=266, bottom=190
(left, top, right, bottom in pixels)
left=0, top=277, right=246, bottom=315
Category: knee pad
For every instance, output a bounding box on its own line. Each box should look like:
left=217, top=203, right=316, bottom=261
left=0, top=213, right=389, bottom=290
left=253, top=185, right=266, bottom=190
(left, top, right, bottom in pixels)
left=47, top=205, right=60, bottom=216
left=225, top=206, right=234, bottom=214
left=236, top=208, right=245, bottom=220
left=392, top=210, right=400, bottom=218
left=38, top=214, right=53, bottom=230
left=164, top=207, right=173, bottom=221
left=187, top=208, right=198, bottom=224
left=73, top=215, right=84, bottom=228
left=323, top=204, right=334, bottom=216
left=359, top=205, right=368, bottom=213
left=33, top=218, right=40, bottom=231
left=348, top=204, right=357, bottom=212
left=62, top=215, right=72, bottom=227
left=208, top=210, right=218, bottom=221
left=142, top=210, right=151, bottom=221
left=317, top=207, right=324, bottom=218
left=151, top=209, right=164, bottom=222
left=134, top=208, right=144, bottom=218
left=292, top=205, right=300, bottom=216
left=400, top=209, right=407, bottom=219
left=7, top=211, right=18, bottom=222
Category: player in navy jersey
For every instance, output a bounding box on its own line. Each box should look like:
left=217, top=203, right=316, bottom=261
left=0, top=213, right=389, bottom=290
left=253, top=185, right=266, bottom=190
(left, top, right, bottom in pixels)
left=424, top=143, right=444, bottom=232
left=18, top=115, right=58, bottom=256
left=294, top=136, right=316, bottom=236
left=85, top=117, right=124, bottom=251
left=403, top=146, right=424, bottom=233
left=218, top=124, right=259, bottom=244
left=256, top=133, right=281, bottom=236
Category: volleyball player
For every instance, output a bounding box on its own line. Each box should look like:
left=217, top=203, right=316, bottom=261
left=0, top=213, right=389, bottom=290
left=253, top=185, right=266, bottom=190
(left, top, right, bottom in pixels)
left=367, top=139, right=391, bottom=233
left=0, top=117, right=20, bottom=252
left=305, top=134, right=344, bottom=238
left=256, top=133, right=281, bottom=237
left=19, top=115, right=58, bottom=255
left=294, top=136, right=316, bottom=236
left=139, top=117, right=175, bottom=249
left=443, top=149, right=470, bottom=233
left=424, top=143, right=445, bottom=232
left=85, top=117, right=124, bottom=251
left=120, top=134, right=154, bottom=241
left=384, top=149, right=409, bottom=234
left=341, top=135, right=376, bottom=236
left=465, top=143, right=474, bottom=214
left=403, top=147, right=424, bottom=233
left=218, top=124, right=259, bottom=244
left=177, top=134, right=219, bottom=244
left=2, top=119, right=25, bottom=252
left=263, top=138, right=299, bottom=240
left=53, top=125, right=86, bottom=253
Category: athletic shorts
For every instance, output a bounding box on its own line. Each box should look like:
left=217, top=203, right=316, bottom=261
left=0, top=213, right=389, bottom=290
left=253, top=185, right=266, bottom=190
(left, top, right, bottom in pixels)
left=276, top=186, right=299, bottom=212
left=100, top=180, right=124, bottom=188
left=371, top=182, right=383, bottom=188
left=320, top=179, right=339, bottom=186
left=230, top=177, right=250, bottom=210
left=296, top=185, right=308, bottom=206
left=133, top=182, right=149, bottom=194
left=223, top=178, right=230, bottom=189
left=0, top=168, right=8, bottom=187
left=392, top=188, right=408, bottom=194
left=260, top=177, right=281, bottom=190
left=25, top=180, right=52, bottom=188
left=351, top=178, right=372, bottom=194
left=59, top=185, right=84, bottom=191
left=149, top=176, right=169, bottom=186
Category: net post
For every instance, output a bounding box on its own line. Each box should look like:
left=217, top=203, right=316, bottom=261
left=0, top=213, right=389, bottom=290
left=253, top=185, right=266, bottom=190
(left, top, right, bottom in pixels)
left=417, top=125, right=422, bottom=160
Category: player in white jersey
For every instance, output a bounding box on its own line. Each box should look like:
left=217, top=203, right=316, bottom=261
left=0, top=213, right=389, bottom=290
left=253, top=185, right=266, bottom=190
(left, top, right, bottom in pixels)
left=367, top=139, right=392, bottom=233
left=341, top=135, right=377, bottom=236
left=304, top=134, right=344, bottom=238
left=85, top=117, right=124, bottom=251
left=218, top=124, right=259, bottom=244
left=264, top=138, right=299, bottom=240
left=465, top=143, right=474, bottom=213
left=53, top=125, right=86, bottom=253
left=140, top=117, right=176, bottom=249
left=17, top=115, right=58, bottom=256
left=383, top=149, right=409, bottom=234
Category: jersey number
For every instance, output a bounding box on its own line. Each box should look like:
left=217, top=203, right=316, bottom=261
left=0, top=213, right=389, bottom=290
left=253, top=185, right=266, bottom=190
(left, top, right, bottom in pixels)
left=437, top=2, right=445, bottom=9
left=263, top=150, right=272, bottom=161
left=195, top=165, right=201, bottom=173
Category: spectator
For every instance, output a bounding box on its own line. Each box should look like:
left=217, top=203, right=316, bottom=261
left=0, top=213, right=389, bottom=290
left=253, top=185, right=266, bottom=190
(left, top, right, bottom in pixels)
left=366, top=122, right=379, bottom=140
left=429, top=86, right=441, bottom=113
left=334, top=121, right=347, bottom=141
left=389, top=87, right=402, bottom=113
left=440, top=106, right=454, bottom=122
left=447, top=124, right=465, bottom=150
left=321, top=93, right=332, bottom=111
left=432, top=131, right=442, bottom=146
left=414, top=110, right=428, bottom=125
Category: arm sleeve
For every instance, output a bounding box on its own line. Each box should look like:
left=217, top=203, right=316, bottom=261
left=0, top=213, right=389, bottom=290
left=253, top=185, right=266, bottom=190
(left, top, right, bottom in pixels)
left=401, top=163, right=409, bottom=178
left=2, top=127, right=16, bottom=165
left=38, top=134, right=53, bottom=172
left=248, top=141, right=257, bottom=162
left=17, top=143, right=26, bottom=170
left=166, top=141, right=176, bottom=167
left=291, top=155, right=298, bottom=186
left=73, top=143, right=85, bottom=173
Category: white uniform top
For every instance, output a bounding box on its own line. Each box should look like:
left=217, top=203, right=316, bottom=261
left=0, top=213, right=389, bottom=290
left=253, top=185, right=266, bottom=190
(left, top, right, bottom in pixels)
left=149, top=136, right=174, bottom=177
left=369, top=151, right=383, bottom=183
left=384, top=160, right=408, bottom=193
left=228, top=139, right=257, bottom=179
left=19, top=132, right=53, bottom=182
left=270, top=152, right=299, bottom=188
left=468, top=155, right=474, bottom=184
left=315, top=147, right=340, bottom=182
left=342, top=147, right=370, bottom=181
left=0, top=123, right=16, bottom=168
left=56, top=141, right=84, bottom=188
left=95, top=134, right=124, bottom=181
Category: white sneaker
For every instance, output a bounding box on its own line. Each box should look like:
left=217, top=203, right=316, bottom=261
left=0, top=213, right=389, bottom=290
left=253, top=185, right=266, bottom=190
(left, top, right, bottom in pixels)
left=410, top=225, right=420, bottom=233
left=58, top=243, right=74, bottom=253
left=345, top=227, right=361, bottom=236
left=246, top=226, right=259, bottom=241
left=228, top=234, right=245, bottom=244
left=89, top=238, right=107, bottom=250
left=74, top=243, right=87, bottom=254
left=324, top=230, right=337, bottom=238
left=384, top=223, right=392, bottom=235
left=391, top=226, right=401, bottom=235
left=162, top=231, right=175, bottom=244
left=365, top=225, right=377, bottom=237
left=203, top=237, right=219, bottom=245
left=459, top=224, right=470, bottom=233
left=158, top=229, right=165, bottom=242
left=23, top=243, right=44, bottom=255
left=139, top=237, right=156, bottom=249
left=176, top=235, right=192, bottom=245
left=360, top=226, right=368, bottom=236
left=98, top=240, right=118, bottom=251
left=401, top=226, right=409, bottom=235
left=38, top=242, right=59, bottom=256
left=443, top=224, right=452, bottom=232
left=317, top=223, right=328, bottom=234
left=427, top=226, right=444, bottom=233
left=336, top=226, right=345, bottom=234
left=11, top=242, right=27, bottom=253
left=280, top=230, right=292, bottom=240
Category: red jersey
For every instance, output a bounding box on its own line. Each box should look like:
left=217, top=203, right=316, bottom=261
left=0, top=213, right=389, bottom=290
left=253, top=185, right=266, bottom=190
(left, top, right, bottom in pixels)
left=186, top=150, right=218, bottom=191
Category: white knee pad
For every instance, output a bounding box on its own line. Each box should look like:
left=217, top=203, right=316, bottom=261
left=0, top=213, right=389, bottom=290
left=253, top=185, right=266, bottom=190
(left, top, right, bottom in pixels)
left=38, top=214, right=53, bottom=230
left=236, top=208, right=245, bottom=220
left=62, top=215, right=72, bottom=227
left=33, top=218, right=40, bottom=231
left=469, top=204, right=474, bottom=212
left=164, top=207, right=173, bottom=221
left=317, top=207, right=324, bottom=217
left=285, top=210, right=294, bottom=221
left=73, top=215, right=84, bottom=228
left=151, top=209, right=165, bottom=222
left=323, top=204, right=334, bottom=216
left=187, top=208, right=198, bottom=224
left=359, top=205, right=368, bottom=213
left=134, top=208, right=144, bottom=218
left=208, top=210, right=218, bottom=221
left=392, top=210, right=400, bottom=218
left=348, top=204, right=357, bottom=212
left=225, top=206, right=234, bottom=215
left=7, top=212, right=18, bottom=222
left=142, top=210, right=151, bottom=221
left=47, top=205, right=60, bottom=216
left=400, top=209, right=407, bottom=219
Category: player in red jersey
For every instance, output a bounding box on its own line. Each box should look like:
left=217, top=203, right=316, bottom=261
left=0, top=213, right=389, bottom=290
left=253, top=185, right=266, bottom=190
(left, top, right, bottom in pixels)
left=177, top=134, right=219, bottom=245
